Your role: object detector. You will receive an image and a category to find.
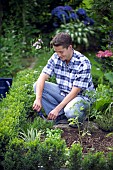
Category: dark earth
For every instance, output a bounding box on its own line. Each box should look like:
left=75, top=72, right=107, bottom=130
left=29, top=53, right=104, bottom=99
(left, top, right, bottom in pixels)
left=54, top=121, right=113, bottom=154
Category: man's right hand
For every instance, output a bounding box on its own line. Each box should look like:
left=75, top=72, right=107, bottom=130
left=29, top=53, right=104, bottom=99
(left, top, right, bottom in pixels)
left=32, top=99, right=42, bottom=112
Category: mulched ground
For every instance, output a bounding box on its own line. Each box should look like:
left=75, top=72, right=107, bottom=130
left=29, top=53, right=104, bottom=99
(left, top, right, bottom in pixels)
left=54, top=121, right=113, bottom=154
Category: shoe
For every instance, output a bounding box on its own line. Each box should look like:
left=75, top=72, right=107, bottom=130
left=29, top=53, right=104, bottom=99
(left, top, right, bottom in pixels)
left=55, top=114, right=68, bottom=125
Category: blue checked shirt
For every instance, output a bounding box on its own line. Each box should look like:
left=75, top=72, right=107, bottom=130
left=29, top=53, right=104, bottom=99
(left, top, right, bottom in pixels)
left=42, top=50, right=95, bottom=96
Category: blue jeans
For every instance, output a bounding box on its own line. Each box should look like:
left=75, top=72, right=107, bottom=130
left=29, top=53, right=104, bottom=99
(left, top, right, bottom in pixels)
left=33, top=81, right=90, bottom=122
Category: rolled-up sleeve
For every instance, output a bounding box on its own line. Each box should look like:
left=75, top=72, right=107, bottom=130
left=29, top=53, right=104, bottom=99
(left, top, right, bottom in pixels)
left=42, top=57, right=55, bottom=77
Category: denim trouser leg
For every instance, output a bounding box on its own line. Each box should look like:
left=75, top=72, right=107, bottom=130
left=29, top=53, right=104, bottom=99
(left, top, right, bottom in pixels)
left=33, top=81, right=90, bottom=121
left=33, top=81, right=65, bottom=115
left=64, top=97, right=89, bottom=122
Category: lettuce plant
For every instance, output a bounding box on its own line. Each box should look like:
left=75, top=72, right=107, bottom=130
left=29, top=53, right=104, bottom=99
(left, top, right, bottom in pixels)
left=91, top=84, right=113, bottom=131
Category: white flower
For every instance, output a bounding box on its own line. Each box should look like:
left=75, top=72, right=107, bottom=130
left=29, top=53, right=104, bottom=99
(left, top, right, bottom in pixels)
left=36, top=45, right=41, bottom=49
left=32, top=39, right=43, bottom=49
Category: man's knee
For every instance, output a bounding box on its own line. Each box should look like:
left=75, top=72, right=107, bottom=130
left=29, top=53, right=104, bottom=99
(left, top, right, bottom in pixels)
left=64, top=97, right=87, bottom=120
left=33, top=81, right=49, bottom=94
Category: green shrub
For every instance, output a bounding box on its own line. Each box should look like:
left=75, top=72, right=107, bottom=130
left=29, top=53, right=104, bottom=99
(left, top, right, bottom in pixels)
left=23, top=140, right=42, bottom=170
left=68, top=143, right=83, bottom=170
left=0, top=69, right=39, bottom=167
left=82, top=151, right=107, bottom=170
left=0, top=68, right=66, bottom=169
left=106, top=152, right=113, bottom=170
left=2, top=137, right=42, bottom=170
left=40, top=129, right=67, bottom=170
left=2, top=138, right=26, bottom=170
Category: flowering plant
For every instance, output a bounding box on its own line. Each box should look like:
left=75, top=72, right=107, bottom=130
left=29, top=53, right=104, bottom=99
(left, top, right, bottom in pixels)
left=32, top=39, right=43, bottom=49
left=52, top=6, right=95, bottom=50
left=96, top=50, right=113, bottom=58
left=31, top=38, right=44, bottom=57
left=96, top=50, right=113, bottom=72
left=51, top=5, right=78, bottom=27
left=51, top=6, right=94, bottom=27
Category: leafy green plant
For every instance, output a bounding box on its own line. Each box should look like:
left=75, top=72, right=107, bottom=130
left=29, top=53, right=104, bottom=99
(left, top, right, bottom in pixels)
left=68, top=100, right=91, bottom=145
left=2, top=138, right=26, bottom=170
left=82, top=151, right=107, bottom=170
left=28, top=117, right=54, bottom=132
left=69, top=116, right=83, bottom=145
left=46, top=128, right=62, bottom=139
left=40, top=129, right=67, bottom=170
left=84, top=52, right=104, bottom=87
left=68, top=143, right=83, bottom=170
left=90, top=0, right=113, bottom=49
left=2, top=137, right=42, bottom=170
left=56, top=20, right=95, bottom=50
left=104, top=71, right=113, bottom=86
left=91, top=84, right=113, bottom=131
left=106, top=152, right=113, bottom=170
left=19, top=128, right=42, bottom=142
left=0, top=69, right=39, bottom=167
left=81, top=0, right=93, bottom=9
left=0, top=28, right=23, bottom=77
left=23, top=140, right=42, bottom=170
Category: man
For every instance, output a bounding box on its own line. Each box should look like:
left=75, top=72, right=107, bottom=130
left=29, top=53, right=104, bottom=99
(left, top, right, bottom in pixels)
left=33, top=32, right=95, bottom=127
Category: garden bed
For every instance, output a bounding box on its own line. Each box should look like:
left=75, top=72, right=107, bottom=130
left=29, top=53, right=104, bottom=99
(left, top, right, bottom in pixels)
left=54, top=121, right=113, bottom=154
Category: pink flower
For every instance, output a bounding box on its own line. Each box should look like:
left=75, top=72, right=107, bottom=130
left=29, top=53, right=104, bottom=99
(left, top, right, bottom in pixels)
left=96, top=51, right=105, bottom=58
left=104, top=50, right=113, bottom=57
left=96, top=50, right=113, bottom=58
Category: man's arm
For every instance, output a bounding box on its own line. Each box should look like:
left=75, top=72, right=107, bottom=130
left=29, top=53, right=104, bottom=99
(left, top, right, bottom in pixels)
left=33, top=72, right=49, bottom=111
left=47, top=86, right=81, bottom=120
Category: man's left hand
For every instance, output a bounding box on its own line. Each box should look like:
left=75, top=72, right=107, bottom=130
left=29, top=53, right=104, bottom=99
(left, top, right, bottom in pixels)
left=47, top=109, right=59, bottom=120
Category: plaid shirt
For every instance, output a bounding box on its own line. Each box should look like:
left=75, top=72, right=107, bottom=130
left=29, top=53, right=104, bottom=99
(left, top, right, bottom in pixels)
left=42, top=50, right=95, bottom=96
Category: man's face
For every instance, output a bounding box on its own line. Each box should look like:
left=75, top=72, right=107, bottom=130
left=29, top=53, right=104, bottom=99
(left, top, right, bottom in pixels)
left=53, top=45, right=72, bottom=62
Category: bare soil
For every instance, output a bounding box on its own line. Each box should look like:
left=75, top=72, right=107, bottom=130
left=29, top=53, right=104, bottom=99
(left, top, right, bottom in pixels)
left=54, top=121, right=113, bottom=154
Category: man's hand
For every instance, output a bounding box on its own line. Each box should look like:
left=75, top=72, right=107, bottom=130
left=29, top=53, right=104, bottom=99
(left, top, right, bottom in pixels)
left=32, top=99, right=42, bottom=112
left=47, top=109, right=59, bottom=120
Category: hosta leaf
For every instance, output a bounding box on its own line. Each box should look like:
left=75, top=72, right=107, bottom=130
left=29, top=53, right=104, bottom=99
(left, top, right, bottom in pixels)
left=82, top=37, right=88, bottom=44
left=77, top=37, right=81, bottom=44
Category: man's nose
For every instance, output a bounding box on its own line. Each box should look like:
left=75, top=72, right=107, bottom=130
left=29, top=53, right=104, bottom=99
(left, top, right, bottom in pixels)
left=57, top=52, right=62, bottom=57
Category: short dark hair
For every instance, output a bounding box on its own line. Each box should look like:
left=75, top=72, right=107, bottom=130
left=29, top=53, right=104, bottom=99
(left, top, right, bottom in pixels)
left=50, top=32, right=72, bottom=48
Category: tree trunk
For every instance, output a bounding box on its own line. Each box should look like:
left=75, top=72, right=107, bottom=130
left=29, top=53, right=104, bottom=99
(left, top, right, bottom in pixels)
left=0, top=0, right=3, bottom=35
